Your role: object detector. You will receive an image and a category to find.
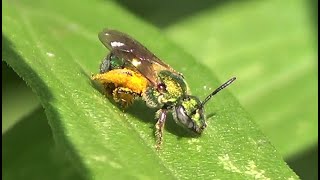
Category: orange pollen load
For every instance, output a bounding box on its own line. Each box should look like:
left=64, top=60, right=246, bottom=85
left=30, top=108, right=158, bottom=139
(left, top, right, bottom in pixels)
left=92, top=68, right=149, bottom=94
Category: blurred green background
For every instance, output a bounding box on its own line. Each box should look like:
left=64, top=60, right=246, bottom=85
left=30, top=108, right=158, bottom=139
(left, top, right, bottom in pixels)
left=3, top=0, right=318, bottom=179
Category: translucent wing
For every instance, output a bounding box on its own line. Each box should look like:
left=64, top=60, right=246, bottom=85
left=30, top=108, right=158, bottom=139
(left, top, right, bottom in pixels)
left=98, top=29, right=179, bottom=85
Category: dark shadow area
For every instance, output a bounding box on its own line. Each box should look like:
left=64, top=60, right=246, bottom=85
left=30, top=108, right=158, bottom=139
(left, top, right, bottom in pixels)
left=2, top=107, right=83, bottom=180
left=115, top=0, right=235, bottom=28
left=2, top=35, right=90, bottom=180
left=2, top=61, right=41, bottom=133
left=286, top=145, right=318, bottom=180
left=2, top=61, right=23, bottom=83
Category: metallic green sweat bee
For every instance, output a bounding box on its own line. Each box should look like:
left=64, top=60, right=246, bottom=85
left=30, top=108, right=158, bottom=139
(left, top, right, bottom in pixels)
left=92, top=29, right=236, bottom=149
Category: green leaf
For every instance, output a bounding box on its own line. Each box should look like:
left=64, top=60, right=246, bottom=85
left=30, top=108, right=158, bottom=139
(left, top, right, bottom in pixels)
left=2, top=62, right=40, bottom=133
left=2, top=107, right=82, bottom=180
left=3, top=0, right=298, bottom=179
left=165, top=0, right=318, bottom=158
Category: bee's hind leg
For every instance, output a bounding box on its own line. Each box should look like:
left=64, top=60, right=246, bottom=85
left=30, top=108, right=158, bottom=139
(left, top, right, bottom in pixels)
left=155, top=108, right=167, bottom=150
left=112, top=87, right=137, bottom=109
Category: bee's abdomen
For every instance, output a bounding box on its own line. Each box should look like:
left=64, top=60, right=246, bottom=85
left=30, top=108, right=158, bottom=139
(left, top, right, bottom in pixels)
left=92, top=68, right=148, bottom=95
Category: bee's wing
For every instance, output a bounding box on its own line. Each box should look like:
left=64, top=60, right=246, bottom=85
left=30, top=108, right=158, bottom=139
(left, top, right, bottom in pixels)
left=99, top=29, right=177, bottom=85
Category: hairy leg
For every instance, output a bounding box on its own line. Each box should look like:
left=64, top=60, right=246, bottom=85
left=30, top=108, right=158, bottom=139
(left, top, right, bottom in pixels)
left=112, top=87, right=137, bottom=108
left=155, top=108, right=167, bottom=150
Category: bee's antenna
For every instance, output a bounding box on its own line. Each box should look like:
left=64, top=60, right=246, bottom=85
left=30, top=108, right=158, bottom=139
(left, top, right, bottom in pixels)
left=201, top=77, right=236, bottom=107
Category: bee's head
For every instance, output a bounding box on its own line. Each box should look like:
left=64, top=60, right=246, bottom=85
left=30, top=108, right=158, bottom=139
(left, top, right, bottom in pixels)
left=173, top=77, right=236, bottom=134
left=174, top=95, right=206, bottom=134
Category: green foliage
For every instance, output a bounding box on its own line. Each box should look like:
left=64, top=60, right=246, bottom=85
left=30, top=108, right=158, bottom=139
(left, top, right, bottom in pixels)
left=2, top=63, right=40, bottom=133
left=3, top=0, right=313, bottom=179
left=3, top=108, right=82, bottom=180
left=165, top=0, right=318, bottom=158
left=114, top=1, right=318, bottom=179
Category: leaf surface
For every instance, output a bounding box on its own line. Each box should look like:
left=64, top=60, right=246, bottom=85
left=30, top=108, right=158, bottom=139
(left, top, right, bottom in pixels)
left=3, top=0, right=298, bottom=179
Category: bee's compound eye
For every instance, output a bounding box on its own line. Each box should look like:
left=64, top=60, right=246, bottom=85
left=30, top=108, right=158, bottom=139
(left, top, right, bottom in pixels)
left=99, top=56, right=111, bottom=73
left=175, top=105, right=191, bottom=127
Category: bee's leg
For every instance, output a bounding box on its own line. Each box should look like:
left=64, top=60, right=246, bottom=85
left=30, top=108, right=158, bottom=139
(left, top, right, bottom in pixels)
left=155, top=109, right=167, bottom=150
left=103, top=83, right=116, bottom=97
left=113, top=87, right=137, bottom=109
